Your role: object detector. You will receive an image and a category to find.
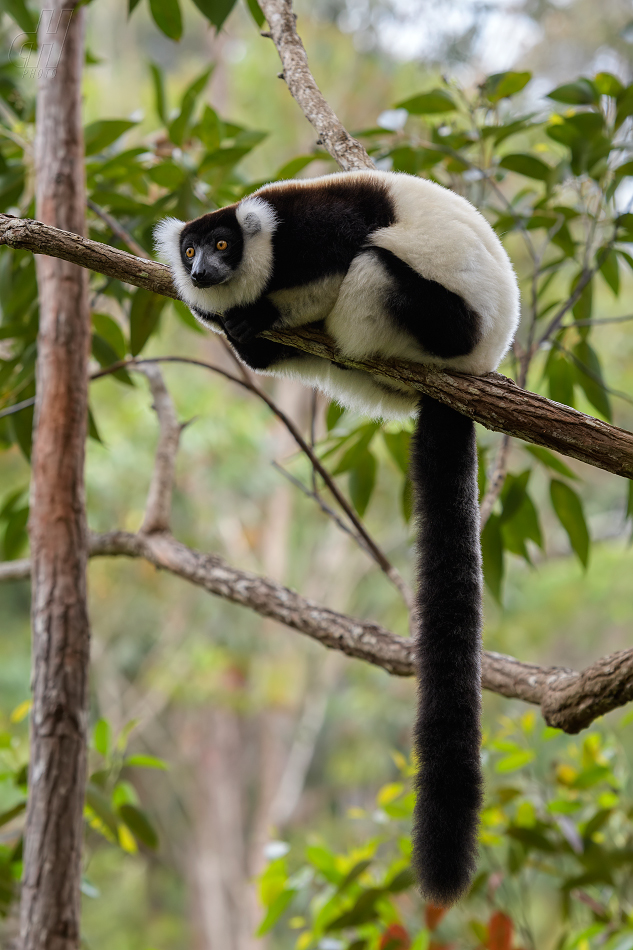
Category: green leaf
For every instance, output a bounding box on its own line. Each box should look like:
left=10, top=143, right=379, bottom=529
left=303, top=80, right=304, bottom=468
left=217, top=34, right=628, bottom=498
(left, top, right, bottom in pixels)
left=326, top=888, right=384, bottom=930
left=546, top=348, right=575, bottom=408
left=332, top=424, right=378, bottom=474
left=386, top=867, right=416, bottom=892
left=91, top=335, right=134, bottom=386
left=117, top=803, right=159, bottom=850
left=129, top=288, right=166, bottom=356
left=256, top=889, right=296, bottom=935
left=615, top=85, right=633, bottom=130
left=598, top=248, right=620, bottom=296
left=547, top=79, right=598, bottom=105
left=496, top=750, right=536, bottom=773
left=191, top=0, right=237, bottom=29
left=594, top=72, right=624, bottom=97
left=149, top=63, right=167, bottom=124
left=383, top=430, right=411, bottom=476
left=499, top=153, right=553, bottom=181
left=481, top=513, right=504, bottom=602
left=169, top=66, right=214, bottom=146
left=349, top=450, right=377, bottom=517
left=85, top=784, right=119, bottom=838
left=306, top=844, right=343, bottom=884
left=326, top=401, right=345, bottom=431
left=550, top=479, right=590, bottom=567
left=524, top=446, right=578, bottom=480
left=245, top=0, right=265, bottom=27
left=149, top=0, right=182, bottom=39
left=173, top=298, right=204, bottom=333
left=401, top=477, right=413, bottom=524
left=84, top=120, right=137, bottom=157
left=572, top=340, right=611, bottom=421
left=0, top=0, right=36, bottom=32
left=0, top=801, right=25, bottom=829
left=507, top=826, right=557, bottom=852
left=124, top=754, right=169, bottom=770
left=336, top=859, right=373, bottom=894
left=92, top=313, right=126, bottom=359
left=88, top=406, right=103, bottom=445
left=93, top=719, right=111, bottom=757
left=9, top=384, right=35, bottom=462
left=482, top=71, right=531, bottom=102
left=396, top=89, right=456, bottom=114
left=274, top=156, right=318, bottom=180
left=571, top=271, right=593, bottom=331
left=3, top=506, right=28, bottom=560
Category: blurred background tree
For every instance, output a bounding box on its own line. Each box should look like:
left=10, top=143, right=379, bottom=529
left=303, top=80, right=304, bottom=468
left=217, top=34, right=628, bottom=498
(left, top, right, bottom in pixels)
left=0, top=0, right=632, bottom=948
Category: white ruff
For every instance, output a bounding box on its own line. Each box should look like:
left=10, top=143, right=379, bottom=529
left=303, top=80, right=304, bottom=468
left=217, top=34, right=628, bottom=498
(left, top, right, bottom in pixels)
left=153, top=199, right=278, bottom=316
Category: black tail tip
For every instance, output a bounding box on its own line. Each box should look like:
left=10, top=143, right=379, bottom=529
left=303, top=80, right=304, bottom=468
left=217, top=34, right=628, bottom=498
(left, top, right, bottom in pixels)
left=412, top=802, right=480, bottom=907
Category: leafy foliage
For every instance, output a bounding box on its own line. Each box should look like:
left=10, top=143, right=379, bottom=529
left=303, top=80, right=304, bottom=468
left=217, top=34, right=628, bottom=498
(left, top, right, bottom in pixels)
left=257, top=717, right=633, bottom=950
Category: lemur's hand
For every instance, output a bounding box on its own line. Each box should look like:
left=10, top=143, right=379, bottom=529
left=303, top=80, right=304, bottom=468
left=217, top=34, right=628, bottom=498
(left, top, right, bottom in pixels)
left=223, top=297, right=280, bottom=343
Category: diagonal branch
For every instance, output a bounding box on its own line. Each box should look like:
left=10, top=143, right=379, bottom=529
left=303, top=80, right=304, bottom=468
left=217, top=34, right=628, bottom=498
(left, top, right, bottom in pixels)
left=0, top=213, right=632, bottom=481
left=1, top=531, right=631, bottom=734
left=259, top=0, right=374, bottom=171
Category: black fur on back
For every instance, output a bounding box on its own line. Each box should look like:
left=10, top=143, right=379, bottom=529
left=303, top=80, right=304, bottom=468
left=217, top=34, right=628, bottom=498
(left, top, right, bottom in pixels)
left=410, top=394, right=483, bottom=907
left=368, top=247, right=482, bottom=359
left=257, top=177, right=395, bottom=291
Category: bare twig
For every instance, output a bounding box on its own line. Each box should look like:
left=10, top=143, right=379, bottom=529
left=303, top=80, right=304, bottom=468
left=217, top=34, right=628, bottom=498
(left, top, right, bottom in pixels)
left=479, top=435, right=511, bottom=528
left=137, top=364, right=183, bottom=534
left=258, top=0, right=374, bottom=171
left=3, top=530, right=633, bottom=733
left=87, top=198, right=148, bottom=259
left=220, top=345, right=415, bottom=610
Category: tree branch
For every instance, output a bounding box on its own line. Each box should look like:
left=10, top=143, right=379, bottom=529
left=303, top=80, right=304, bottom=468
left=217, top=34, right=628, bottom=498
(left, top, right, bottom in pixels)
left=137, top=364, right=183, bottom=534
left=258, top=0, right=374, bottom=171
left=0, top=214, right=632, bottom=481
left=1, top=532, right=631, bottom=733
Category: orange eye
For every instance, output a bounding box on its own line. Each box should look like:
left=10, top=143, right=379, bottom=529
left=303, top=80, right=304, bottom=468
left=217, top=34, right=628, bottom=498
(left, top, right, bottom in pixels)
left=185, top=247, right=195, bottom=259
left=216, top=240, right=228, bottom=251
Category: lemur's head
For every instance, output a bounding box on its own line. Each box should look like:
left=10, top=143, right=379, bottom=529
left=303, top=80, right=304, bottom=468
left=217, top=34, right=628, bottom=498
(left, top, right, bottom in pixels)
left=154, top=196, right=278, bottom=315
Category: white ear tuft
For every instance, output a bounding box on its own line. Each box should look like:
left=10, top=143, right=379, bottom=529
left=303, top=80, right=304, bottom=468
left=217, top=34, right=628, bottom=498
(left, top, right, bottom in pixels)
left=153, top=217, right=186, bottom=266
left=236, top=197, right=278, bottom=238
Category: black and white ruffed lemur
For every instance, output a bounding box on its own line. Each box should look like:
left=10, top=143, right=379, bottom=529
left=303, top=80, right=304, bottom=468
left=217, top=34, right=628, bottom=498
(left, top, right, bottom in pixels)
left=155, top=169, right=520, bottom=907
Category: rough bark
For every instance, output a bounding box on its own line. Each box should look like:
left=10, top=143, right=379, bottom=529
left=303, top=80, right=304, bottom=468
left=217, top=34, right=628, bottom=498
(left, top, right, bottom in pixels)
left=19, top=5, right=91, bottom=949
left=0, top=215, right=631, bottom=481
left=259, top=0, right=374, bottom=170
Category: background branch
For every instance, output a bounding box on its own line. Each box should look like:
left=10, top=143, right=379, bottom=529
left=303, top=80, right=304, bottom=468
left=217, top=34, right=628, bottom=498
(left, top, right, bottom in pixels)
left=137, top=364, right=183, bottom=535
left=259, top=0, right=374, bottom=171
left=1, top=532, right=630, bottom=734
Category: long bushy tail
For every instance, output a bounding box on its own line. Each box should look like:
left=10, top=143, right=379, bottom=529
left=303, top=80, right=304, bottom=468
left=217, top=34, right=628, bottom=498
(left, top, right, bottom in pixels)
left=410, top=394, right=483, bottom=907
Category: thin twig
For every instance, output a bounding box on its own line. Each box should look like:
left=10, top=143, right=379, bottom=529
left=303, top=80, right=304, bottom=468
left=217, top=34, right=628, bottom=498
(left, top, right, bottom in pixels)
left=87, top=198, right=148, bottom=259
left=218, top=343, right=415, bottom=610
left=479, top=435, right=511, bottom=528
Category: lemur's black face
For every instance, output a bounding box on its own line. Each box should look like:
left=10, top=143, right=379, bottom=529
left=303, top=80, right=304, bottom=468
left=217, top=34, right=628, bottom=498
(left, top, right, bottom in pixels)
left=180, top=208, right=244, bottom=288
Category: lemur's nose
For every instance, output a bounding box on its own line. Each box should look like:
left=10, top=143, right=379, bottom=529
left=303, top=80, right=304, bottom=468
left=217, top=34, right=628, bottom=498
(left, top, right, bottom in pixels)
left=191, top=269, right=209, bottom=287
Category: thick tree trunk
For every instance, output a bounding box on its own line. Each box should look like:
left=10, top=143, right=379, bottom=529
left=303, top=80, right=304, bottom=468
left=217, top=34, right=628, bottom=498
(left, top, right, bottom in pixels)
left=19, top=4, right=91, bottom=949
